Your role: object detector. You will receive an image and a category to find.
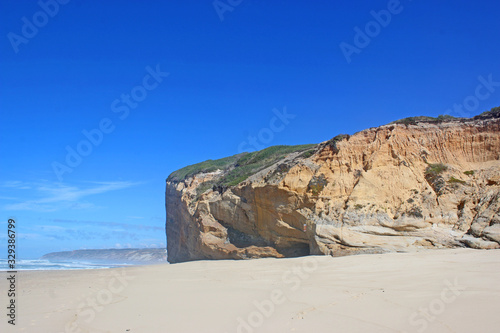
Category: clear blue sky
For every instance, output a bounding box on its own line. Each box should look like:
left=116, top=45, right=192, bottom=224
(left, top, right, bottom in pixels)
left=1, top=0, right=499, bottom=258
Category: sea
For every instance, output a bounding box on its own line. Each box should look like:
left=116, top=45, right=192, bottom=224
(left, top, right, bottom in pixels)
left=0, top=258, right=132, bottom=271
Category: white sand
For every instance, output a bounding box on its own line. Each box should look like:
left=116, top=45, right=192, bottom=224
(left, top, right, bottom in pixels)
left=2, top=249, right=500, bottom=333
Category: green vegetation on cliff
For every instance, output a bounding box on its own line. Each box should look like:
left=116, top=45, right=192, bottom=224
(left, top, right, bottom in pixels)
left=223, top=144, right=316, bottom=187
left=475, top=106, right=500, bottom=119
left=167, top=154, right=243, bottom=183
left=390, top=106, right=500, bottom=126
left=167, top=144, right=316, bottom=188
left=425, top=163, right=447, bottom=176
left=390, top=115, right=459, bottom=126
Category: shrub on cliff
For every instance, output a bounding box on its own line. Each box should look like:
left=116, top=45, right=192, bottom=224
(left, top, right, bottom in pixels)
left=448, top=177, right=466, bottom=185
left=308, top=174, right=328, bottom=196
left=391, top=115, right=459, bottom=126
left=425, top=163, right=447, bottom=194
left=326, top=134, right=350, bottom=153
left=474, top=106, right=500, bottom=120
left=425, top=163, right=447, bottom=176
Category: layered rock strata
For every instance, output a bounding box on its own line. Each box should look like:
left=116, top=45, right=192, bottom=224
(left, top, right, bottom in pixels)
left=166, top=109, right=500, bottom=263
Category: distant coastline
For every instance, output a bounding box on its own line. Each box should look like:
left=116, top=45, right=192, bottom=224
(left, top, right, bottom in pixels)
left=41, top=248, right=168, bottom=265
left=0, top=248, right=168, bottom=271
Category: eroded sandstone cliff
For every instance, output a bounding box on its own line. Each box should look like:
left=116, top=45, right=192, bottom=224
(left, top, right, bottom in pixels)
left=166, top=108, right=500, bottom=263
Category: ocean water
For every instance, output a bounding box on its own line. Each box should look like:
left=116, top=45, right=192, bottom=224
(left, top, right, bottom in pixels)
left=0, top=259, right=130, bottom=271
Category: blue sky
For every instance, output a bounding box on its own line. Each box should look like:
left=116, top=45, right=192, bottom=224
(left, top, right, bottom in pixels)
left=1, top=0, right=499, bottom=258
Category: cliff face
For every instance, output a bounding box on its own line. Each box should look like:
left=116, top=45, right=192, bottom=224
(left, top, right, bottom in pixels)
left=166, top=109, right=500, bottom=263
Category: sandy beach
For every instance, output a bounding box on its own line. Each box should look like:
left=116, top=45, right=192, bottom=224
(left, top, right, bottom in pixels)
left=2, top=249, right=500, bottom=333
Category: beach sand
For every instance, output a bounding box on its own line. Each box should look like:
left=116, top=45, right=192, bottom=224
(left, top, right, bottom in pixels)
left=2, top=248, right=500, bottom=333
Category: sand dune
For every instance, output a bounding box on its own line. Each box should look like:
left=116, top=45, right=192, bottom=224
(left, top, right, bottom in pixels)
left=2, top=249, right=500, bottom=333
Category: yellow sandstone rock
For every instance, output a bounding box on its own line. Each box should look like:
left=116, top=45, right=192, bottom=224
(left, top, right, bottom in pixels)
left=166, top=110, right=500, bottom=263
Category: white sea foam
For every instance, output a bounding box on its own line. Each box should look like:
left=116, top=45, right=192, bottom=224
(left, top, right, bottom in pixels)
left=0, top=258, right=127, bottom=271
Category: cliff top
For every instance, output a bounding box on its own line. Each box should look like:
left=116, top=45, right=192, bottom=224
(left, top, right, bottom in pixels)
left=166, top=106, right=500, bottom=187
left=167, top=144, right=316, bottom=186
left=389, top=106, right=499, bottom=125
